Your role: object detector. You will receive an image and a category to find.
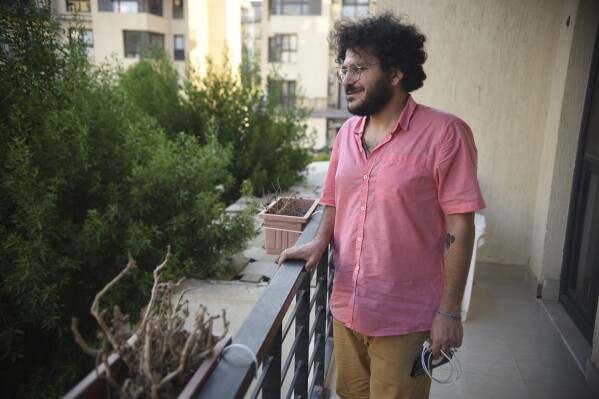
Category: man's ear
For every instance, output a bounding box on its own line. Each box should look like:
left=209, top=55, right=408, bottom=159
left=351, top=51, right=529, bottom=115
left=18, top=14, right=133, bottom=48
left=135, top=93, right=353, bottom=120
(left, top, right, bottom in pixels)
left=390, top=68, right=404, bottom=86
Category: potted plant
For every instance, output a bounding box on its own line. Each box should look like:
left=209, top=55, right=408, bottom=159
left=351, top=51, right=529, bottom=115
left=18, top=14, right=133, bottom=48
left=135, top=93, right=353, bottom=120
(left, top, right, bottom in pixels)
left=258, top=197, right=319, bottom=255
left=64, top=247, right=231, bottom=399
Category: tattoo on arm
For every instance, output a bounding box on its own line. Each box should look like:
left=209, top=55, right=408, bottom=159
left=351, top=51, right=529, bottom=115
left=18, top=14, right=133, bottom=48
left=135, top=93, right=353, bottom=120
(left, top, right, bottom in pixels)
left=445, top=234, right=456, bottom=250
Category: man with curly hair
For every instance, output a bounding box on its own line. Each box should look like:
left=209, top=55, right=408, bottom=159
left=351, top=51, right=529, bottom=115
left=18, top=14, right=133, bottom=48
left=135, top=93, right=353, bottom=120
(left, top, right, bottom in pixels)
left=279, top=12, right=485, bottom=398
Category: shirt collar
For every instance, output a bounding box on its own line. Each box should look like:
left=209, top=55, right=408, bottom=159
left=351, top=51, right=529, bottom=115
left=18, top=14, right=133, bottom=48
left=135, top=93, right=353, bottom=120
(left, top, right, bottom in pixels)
left=353, top=95, right=418, bottom=135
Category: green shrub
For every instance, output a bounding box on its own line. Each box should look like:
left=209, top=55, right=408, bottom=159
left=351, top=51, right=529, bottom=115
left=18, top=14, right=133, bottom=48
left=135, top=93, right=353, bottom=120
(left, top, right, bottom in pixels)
left=0, top=3, right=255, bottom=397
left=119, top=50, right=313, bottom=201
left=119, top=50, right=201, bottom=138
left=186, top=57, right=313, bottom=200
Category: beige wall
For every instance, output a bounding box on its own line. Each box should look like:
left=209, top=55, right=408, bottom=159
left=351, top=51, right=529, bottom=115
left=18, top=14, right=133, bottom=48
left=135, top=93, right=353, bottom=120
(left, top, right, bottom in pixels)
left=376, top=0, right=575, bottom=269
left=206, top=0, right=243, bottom=70
left=534, top=0, right=599, bottom=285
left=188, top=0, right=210, bottom=74
left=174, top=0, right=243, bottom=73
left=529, top=0, right=580, bottom=288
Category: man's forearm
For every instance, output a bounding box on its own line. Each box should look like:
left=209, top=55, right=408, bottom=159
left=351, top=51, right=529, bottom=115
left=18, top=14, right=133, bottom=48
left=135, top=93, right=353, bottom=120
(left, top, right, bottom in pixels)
left=312, top=205, right=336, bottom=250
left=439, top=212, right=475, bottom=314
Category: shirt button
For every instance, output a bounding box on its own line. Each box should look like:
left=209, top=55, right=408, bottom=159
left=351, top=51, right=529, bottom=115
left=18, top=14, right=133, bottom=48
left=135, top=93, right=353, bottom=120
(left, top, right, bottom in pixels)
left=357, top=236, right=362, bottom=242
left=363, top=175, right=368, bottom=180
left=360, top=206, right=365, bottom=211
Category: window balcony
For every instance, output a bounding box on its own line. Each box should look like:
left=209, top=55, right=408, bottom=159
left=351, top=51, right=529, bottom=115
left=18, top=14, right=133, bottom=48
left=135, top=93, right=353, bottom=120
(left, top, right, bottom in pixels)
left=98, top=0, right=163, bottom=17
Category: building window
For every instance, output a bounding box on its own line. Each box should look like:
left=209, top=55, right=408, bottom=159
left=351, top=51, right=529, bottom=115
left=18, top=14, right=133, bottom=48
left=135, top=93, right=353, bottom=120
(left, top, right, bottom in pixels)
left=269, top=0, right=321, bottom=16
left=69, top=28, right=94, bottom=58
left=282, top=81, right=296, bottom=108
left=100, top=0, right=163, bottom=16
left=66, top=0, right=90, bottom=12
left=341, top=0, right=369, bottom=17
left=269, top=79, right=296, bottom=108
left=146, top=0, right=162, bottom=15
left=172, top=0, right=183, bottom=19
left=174, top=35, right=184, bottom=61
left=268, top=34, right=297, bottom=63
left=251, top=1, right=261, bottom=23
left=111, top=1, right=142, bottom=13
left=123, top=31, right=164, bottom=58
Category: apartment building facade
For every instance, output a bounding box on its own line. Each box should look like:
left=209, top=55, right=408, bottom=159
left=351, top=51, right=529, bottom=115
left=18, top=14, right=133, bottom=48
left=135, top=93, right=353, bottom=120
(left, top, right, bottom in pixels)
left=261, top=0, right=372, bottom=149
left=52, top=0, right=373, bottom=149
left=53, top=0, right=245, bottom=76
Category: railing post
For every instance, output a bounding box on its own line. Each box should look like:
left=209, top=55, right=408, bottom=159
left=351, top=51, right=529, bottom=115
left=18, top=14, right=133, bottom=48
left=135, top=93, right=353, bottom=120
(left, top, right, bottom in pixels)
left=327, top=243, right=334, bottom=344
left=294, top=272, right=310, bottom=398
left=262, top=325, right=282, bottom=399
left=312, top=251, right=328, bottom=394
left=324, top=244, right=335, bottom=382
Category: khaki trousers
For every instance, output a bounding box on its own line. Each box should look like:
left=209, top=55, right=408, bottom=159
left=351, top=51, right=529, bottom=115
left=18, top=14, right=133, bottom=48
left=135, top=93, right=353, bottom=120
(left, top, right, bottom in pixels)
left=333, top=318, right=431, bottom=399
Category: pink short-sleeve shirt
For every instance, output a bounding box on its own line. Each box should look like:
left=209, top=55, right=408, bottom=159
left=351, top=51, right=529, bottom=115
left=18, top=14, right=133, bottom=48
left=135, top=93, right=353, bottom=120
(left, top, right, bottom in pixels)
left=320, top=96, right=486, bottom=336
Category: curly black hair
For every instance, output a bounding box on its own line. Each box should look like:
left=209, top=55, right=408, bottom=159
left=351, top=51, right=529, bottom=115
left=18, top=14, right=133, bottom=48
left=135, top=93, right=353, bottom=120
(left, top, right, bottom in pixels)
left=331, top=12, right=427, bottom=92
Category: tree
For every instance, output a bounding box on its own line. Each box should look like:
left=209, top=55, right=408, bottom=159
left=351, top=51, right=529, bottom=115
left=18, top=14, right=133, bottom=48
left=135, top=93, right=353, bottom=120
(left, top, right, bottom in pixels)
left=0, top=3, right=255, bottom=397
left=186, top=54, right=314, bottom=200
left=119, top=49, right=313, bottom=203
left=119, top=50, right=200, bottom=138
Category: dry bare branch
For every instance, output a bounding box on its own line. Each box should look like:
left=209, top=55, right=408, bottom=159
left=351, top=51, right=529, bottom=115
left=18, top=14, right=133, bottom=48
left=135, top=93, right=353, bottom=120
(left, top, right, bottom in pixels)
left=72, top=246, right=225, bottom=398
left=175, top=287, right=195, bottom=310
left=70, top=318, right=100, bottom=356
left=91, top=253, right=137, bottom=350
left=155, top=320, right=198, bottom=391
left=140, top=246, right=172, bottom=333
left=142, top=322, right=155, bottom=386
left=102, top=339, right=120, bottom=389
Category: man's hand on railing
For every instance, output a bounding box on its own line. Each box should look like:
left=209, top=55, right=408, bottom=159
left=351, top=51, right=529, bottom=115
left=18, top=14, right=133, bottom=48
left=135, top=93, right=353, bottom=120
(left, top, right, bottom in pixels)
left=279, top=205, right=335, bottom=272
left=277, top=242, right=327, bottom=272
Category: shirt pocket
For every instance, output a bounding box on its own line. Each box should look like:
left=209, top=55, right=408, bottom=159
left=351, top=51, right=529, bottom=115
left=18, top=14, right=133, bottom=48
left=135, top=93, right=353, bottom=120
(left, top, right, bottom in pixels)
left=373, top=153, right=427, bottom=204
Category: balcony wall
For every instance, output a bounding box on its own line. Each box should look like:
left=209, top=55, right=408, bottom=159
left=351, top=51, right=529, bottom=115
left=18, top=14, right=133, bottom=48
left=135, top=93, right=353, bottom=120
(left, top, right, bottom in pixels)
left=377, top=0, right=599, bottom=289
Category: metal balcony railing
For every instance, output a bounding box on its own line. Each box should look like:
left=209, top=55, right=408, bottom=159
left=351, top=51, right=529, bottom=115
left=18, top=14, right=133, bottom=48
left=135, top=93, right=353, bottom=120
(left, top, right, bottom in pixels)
left=197, top=208, right=335, bottom=399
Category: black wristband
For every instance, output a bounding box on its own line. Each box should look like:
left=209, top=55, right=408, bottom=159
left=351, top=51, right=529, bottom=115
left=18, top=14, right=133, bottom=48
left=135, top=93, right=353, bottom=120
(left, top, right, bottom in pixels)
left=437, top=309, right=462, bottom=321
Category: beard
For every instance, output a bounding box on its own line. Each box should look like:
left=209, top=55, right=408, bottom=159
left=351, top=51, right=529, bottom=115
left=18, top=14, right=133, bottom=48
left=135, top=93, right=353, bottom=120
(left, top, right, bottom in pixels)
left=346, top=75, right=393, bottom=116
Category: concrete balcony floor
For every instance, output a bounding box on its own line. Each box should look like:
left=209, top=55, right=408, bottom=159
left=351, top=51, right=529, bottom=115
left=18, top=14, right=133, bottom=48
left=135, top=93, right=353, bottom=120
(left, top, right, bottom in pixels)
left=326, top=278, right=594, bottom=399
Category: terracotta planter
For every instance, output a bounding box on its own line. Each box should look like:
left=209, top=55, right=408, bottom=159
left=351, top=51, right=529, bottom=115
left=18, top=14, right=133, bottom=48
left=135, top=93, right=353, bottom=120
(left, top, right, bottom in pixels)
left=63, top=334, right=232, bottom=399
left=258, top=197, right=318, bottom=255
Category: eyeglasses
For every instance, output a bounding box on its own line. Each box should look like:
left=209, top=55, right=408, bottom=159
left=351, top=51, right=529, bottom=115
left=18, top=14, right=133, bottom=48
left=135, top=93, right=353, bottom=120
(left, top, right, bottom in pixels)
left=336, top=63, right=380, bottom=83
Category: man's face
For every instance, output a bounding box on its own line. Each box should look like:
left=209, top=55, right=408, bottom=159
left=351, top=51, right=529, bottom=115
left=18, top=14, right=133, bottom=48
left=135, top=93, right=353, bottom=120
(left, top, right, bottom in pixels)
left=342, top=49, right=393, bottom=116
